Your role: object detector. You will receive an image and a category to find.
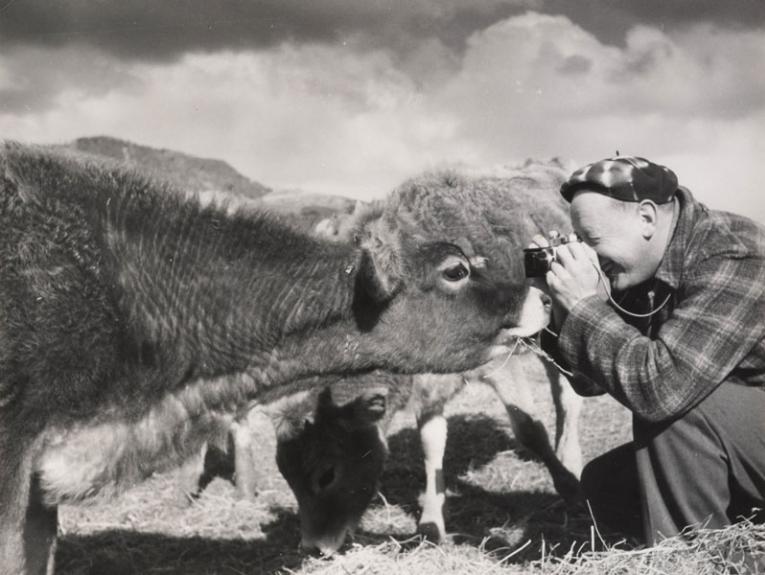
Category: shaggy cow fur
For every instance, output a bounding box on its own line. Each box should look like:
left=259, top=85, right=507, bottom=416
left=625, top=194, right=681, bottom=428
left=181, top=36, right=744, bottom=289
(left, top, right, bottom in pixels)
left=0, top=143, right=546, bottom=575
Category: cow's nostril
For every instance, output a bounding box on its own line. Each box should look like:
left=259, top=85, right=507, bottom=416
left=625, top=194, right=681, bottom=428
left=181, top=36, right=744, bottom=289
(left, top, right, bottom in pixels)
left=541, top=293, right=552, bottom=306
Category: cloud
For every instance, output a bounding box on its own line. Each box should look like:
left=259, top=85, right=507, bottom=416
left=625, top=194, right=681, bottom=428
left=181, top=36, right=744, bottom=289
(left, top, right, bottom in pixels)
left=436, top=13, right=765, bottom=140
left=0, top=11, right=763, bottom=221
left=543, top=0, right=765, bottom=46
left=0, top=0, right=534, bottom=61
left=0, top=45, right=140, bottom=114
left=3, top=0, right=762, bottom=63
left=0, top=45, right=465, bottom=197
left=432, top=13, right=765, bottom=218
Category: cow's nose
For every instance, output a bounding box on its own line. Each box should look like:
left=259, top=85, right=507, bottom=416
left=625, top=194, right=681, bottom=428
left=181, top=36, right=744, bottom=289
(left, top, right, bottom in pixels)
left=300, top=535, right=346, bottom=558
left=299, top=540, right=329, bottom=558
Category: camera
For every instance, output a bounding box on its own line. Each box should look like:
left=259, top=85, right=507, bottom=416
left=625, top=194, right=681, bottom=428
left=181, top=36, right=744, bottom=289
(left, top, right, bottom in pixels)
left=523, top=232, right=581, bottom=278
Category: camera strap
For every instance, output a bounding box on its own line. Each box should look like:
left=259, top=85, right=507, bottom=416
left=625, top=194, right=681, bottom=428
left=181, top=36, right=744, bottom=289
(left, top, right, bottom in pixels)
left=593, top=265, right=672, bottom=319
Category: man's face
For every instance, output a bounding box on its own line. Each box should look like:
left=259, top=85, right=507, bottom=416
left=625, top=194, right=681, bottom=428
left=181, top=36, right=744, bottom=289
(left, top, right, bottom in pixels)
left=569, top=191, right=655, bottom=292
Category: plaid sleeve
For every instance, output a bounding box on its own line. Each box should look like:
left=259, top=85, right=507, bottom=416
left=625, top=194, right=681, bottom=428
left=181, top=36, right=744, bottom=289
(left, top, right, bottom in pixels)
left=557, top=255, right=765, bottom=422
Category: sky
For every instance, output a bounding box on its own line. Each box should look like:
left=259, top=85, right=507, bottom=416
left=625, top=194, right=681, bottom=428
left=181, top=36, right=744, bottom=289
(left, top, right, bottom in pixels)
left=1, top=0, right=764, bottom=221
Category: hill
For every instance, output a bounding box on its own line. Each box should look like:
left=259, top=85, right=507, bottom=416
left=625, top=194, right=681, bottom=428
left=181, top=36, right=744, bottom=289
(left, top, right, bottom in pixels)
left=256, top=190, right=359, bottom=231
left=67, top=136, right=271, bottom=202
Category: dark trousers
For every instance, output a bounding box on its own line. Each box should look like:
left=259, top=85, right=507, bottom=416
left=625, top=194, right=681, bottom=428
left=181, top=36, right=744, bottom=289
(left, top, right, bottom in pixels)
left=581, top=382, right=765, bottom=545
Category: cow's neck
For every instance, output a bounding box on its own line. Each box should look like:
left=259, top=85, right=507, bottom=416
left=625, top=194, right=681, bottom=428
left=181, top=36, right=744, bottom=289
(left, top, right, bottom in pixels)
left=106, top=196, right=364, bottom=388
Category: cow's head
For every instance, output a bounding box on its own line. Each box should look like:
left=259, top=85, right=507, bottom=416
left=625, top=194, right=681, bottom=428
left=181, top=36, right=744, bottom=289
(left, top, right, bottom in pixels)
left=346, top=173, right=555, bottom=374
left=274, top=386, right=389, bottom=556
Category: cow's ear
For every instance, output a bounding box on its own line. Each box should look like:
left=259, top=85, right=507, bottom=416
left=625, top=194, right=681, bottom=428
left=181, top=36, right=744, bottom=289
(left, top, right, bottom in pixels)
left=314, top=387, right=336, bottom=423
left=357, top=248, right=401, bottom=303
left=356, top=218, right=403, bottom=303
left=341, top=389, right=388, bottom=428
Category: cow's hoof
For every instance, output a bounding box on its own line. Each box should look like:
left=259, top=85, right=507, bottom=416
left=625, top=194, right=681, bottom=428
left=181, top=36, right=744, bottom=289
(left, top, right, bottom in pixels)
left=417, top=521, right=446, bottom=543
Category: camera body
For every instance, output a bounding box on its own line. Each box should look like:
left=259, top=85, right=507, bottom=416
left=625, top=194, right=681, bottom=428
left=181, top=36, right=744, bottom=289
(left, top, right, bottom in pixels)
left=523, top=232, right=581, bottom=278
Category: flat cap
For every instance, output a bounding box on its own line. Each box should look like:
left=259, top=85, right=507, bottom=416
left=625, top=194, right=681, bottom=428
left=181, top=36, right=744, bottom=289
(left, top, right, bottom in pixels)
left=560, top=156, right=678, bottom=204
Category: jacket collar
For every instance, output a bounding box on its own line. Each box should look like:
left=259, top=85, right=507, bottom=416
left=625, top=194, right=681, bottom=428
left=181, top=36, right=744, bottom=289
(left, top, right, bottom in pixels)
left=654, top=187, right=698, bottom=290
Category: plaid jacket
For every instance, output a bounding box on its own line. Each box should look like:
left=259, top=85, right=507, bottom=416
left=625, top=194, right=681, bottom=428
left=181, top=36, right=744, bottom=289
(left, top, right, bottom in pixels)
left=543, top=187, right=765, bottom=422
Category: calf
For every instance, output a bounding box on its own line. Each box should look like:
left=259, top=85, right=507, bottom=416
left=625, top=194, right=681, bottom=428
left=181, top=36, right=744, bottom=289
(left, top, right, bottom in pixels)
left=0, top=143, right=547, bottom=575
left=265, top=350, right=581, bottom=555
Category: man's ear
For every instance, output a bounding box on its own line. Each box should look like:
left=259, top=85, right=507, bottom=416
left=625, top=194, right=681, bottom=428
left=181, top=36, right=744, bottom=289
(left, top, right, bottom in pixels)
left=638, top=200, right=658, bottom=240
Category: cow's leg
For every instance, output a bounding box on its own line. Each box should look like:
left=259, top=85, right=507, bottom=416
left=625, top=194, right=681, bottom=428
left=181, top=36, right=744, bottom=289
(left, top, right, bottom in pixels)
left=416, top=412, right=448, bottom=542
left=485, top=356, right=581, bottom=504
left=0, top=431, right=57, bottom=575
left=23, top=474, right=57, bottom=575
left=544, top=361, right=583, bottom=479
left=176, top=443, right=208, bottom=504
left=231, top=420, right=257, bottom=501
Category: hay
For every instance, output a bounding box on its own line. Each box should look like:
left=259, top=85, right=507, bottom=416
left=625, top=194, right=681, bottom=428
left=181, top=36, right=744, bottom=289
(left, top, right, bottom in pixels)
left=286, top=520, right=764, bottom=575
left=531, top=517, right=764, bottom=575
left=54, top=363, right=762, bottom=575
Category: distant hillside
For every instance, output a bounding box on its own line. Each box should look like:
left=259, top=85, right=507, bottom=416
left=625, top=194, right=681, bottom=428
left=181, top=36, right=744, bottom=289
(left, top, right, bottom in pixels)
left=55, top=135, right=360, bottom=232
left=256, top=191, right=358, bottom=231
left=67, top=136, right=271, bottom=201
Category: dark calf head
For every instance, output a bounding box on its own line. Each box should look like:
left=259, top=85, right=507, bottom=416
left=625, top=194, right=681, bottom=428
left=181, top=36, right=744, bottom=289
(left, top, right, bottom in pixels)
left=274, top=386, right=389, bottom=556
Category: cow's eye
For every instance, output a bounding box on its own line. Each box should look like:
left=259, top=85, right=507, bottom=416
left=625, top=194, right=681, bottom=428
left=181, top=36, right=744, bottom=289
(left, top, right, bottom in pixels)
left=442, top=263, right=469, bottom=282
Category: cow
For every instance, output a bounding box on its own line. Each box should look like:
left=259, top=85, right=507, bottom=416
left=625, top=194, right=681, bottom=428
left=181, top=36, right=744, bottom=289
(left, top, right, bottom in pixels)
left=263, top=351, right=581, bottom=556
left=188, top=163, right=583, bottom=555
left=0, top=142, right=547, bottom=575
left=272, top=166, right=582, bottom=555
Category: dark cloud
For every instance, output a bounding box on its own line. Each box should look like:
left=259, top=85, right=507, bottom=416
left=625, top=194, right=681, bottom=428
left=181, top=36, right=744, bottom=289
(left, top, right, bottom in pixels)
left=1, top=0, right=762, bottom=62
left=544, top=0, right=765, bottom=46
left=0, top=1, right=530, bottom=61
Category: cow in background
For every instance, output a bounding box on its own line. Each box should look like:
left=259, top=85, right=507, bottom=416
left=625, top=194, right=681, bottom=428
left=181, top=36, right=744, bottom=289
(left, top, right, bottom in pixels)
left=0, top=143, right=548, bottom=575
left=187, top=163, right=583, bottom=555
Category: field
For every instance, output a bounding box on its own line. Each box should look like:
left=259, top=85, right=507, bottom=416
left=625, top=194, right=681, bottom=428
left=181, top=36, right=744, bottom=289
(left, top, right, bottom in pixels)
left=54, top=357, right=762, bottom=574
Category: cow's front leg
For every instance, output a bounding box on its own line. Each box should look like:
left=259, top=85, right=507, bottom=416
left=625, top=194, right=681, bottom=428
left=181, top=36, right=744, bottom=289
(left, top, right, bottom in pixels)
left=231, top=420, right=258, bottom=501
left=416, top=413, right=448, bottom=542
left=22, top=474, right=57, bottom=575
left=1, top=436, right=57, bottom=575
left=486, top=356, right=582, bottom=505
left=176, top=443, right=208, bottom=504
left=545, top=361, right=583, bottom=479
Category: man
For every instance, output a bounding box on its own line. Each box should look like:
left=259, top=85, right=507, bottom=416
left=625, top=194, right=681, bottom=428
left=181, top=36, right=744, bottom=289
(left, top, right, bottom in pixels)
left=537, top=156, right=765, bottom=545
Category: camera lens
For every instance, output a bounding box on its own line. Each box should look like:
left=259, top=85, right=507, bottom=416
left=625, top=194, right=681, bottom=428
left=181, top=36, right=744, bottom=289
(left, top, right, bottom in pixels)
left=523, top=247, right=555, bottom=277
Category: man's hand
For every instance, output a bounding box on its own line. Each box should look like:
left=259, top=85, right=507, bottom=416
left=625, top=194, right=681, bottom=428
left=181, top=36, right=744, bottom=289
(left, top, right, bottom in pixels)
left=546, top=240, right=602, bottom=312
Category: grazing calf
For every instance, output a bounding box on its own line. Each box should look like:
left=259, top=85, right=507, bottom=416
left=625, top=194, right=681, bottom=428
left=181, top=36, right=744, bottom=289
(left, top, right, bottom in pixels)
left=0, top=143, right=548, bottom=575
left=265, top=351, right=581, bottom=555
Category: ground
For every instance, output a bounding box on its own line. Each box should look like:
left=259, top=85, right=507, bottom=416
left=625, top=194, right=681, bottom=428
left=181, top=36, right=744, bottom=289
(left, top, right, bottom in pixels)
left=55, top=359, right=637, bottom=575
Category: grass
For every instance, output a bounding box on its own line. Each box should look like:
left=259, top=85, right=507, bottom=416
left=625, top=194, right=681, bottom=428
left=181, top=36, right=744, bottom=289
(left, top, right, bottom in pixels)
left=54, top=361, right=764, bottom=574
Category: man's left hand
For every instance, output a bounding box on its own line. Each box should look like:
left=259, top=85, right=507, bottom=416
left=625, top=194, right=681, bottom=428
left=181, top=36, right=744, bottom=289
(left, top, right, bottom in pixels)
left=545, top=241, right=602, bottom=314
